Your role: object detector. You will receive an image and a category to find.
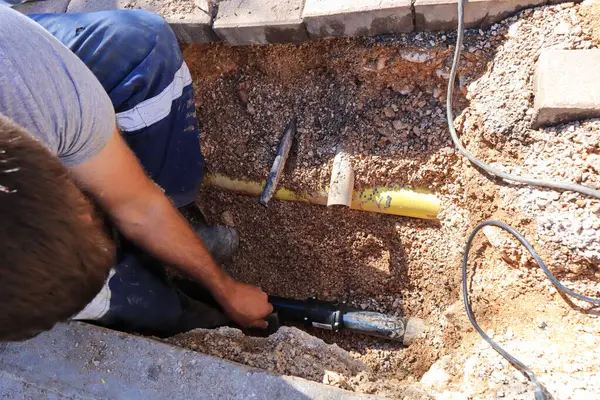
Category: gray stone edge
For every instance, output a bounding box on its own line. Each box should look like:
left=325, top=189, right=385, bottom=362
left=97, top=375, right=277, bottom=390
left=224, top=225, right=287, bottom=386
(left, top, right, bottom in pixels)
left=17, top=0, right=580, bottom=45
left=0, top=322, right=378, bottom=400
left=17, top=0, right=577, bottom=45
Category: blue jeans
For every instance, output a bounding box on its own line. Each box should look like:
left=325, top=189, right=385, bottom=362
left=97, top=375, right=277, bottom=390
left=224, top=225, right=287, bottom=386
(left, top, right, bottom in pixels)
left=31, top=10, right=205, bottom=333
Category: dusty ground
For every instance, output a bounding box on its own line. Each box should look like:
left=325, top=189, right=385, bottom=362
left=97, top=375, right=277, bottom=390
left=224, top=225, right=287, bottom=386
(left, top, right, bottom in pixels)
left=122, top=0, right=207, bottom=19
left=171, top=2, right=600, bottom=399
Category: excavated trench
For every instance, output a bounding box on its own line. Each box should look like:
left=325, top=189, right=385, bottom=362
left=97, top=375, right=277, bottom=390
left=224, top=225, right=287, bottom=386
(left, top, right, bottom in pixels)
left=165, top=33, right=491, bottom=397
left=164, top=4, right=600, bottom=398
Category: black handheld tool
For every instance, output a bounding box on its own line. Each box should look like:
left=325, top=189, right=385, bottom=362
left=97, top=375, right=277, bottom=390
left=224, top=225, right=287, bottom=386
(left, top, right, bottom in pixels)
left=268, top=296, right=424, bottom=345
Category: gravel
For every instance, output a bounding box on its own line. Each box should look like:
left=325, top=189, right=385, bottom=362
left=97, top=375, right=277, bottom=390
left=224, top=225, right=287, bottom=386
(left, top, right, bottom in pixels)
left=174, top=1, right=600, bottom=398
left=463, top=2, right=600, bottom=272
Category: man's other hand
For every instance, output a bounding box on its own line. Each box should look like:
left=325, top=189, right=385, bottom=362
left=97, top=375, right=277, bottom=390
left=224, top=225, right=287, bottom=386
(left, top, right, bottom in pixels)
left=217, top=281, right=273, bottom=329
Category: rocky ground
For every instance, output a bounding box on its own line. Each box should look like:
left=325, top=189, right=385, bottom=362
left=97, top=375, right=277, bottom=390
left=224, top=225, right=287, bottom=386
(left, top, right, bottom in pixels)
left=172, top=1, right=600, bottom=398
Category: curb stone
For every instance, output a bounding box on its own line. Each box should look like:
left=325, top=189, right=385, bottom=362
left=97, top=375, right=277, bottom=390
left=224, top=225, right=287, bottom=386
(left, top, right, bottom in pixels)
left=302, top=0, right=414, bottom=39
left=16, top=0, right=575, bottom=44
left=414, top=0, right=548, bottom=31
left=212, top=0, right=308, bottom=45
left=533, top=49, right=600, bottom=127
left=0, top=322, right=380, bottom=400
left=15, top=0, right=70, bottom=13
left=65, top=0, right=217, bottom=42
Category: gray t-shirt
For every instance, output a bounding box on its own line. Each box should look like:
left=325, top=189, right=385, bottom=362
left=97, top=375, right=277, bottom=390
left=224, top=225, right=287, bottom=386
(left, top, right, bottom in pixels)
left=0, top=6, right=115, bottom=166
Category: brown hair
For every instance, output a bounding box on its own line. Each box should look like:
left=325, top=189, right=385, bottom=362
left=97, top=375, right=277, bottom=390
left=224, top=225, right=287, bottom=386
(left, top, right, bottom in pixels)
left=0, top=115, right=114, bottom=341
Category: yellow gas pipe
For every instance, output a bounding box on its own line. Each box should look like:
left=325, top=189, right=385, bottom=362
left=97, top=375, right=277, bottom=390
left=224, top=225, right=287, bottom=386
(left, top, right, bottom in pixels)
left=206, top=173, right=441, bottom=220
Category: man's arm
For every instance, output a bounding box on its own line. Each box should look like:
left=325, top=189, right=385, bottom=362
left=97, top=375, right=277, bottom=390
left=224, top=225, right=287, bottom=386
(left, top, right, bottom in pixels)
left=70, top=129, right=273, bottom=328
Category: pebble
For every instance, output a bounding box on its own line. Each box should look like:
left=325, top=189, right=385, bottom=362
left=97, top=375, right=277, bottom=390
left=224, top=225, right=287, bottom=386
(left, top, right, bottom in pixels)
left=221, top=211, right=235, bottom=227
left=238, top=89, right=249, bottom=104
left=383, top=106, right=395, bottom=118
left=553, top=21, right=571, bottom=35
left=392, top=120, right=408, bottom=130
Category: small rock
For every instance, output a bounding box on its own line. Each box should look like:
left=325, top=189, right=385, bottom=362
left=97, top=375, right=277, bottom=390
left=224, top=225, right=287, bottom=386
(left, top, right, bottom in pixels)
left=238, top=89, right=249, bottom=104
left=400, top=50, right=432, bottom=63
left=221, top=211, right=235, bottom=227
left=554, top=22, right=571, bottom=35
left=377, top=137, right=390, bottom=147
left=247, top=104, right=256, bottom=115
left=421, top=357, right=452, bottom=390
left=393, top=120, right=408, bottom=131
left=323, top=370, right=348, bottom=388
left=383, top=106, right=395, bottom=118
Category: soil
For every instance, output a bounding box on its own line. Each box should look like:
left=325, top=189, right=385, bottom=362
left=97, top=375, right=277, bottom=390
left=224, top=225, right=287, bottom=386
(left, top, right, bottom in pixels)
left=172, top=2, right=600, bottom=398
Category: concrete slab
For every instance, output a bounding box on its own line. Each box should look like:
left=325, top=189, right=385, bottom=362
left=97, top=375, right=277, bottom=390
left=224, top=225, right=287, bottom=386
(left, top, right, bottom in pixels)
left=414, top=0, right=546, bottom=31
left=213, top=0, right=308, bottom=45
left=66, top=0, right=217, bottom=43
left=0, top=322, right=374, bottom=400
left=15, top=0, right=70, bottom=14
left=533, top=49, right=600, bottom=127
left=302, top=0, right=413, bottom=39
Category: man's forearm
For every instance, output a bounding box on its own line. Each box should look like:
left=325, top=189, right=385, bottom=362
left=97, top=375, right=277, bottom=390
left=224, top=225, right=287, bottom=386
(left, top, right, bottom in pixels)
left=111, top=185, right=233, bottom=301
left=70, top=131, right=272, bottom=327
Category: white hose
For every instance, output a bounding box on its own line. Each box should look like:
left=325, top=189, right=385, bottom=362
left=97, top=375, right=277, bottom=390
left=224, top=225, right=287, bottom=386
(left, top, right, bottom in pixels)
left=447, top=0, right=600, bottom=199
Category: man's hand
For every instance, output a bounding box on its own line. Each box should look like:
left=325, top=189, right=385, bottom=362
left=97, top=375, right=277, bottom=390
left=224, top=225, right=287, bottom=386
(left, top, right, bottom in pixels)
left=216, top=280, right=273, bottom=328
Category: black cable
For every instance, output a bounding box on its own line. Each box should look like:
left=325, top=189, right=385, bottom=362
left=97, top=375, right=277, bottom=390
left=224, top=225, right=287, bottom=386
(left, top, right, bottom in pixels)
left=447, top=0, right=600, bottom=199
left=445, top=0, right=600, bottom=398
left=462, top=221, right=600, bottom=400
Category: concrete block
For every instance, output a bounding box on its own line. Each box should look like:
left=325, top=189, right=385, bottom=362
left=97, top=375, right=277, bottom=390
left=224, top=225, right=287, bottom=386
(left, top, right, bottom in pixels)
left=66, top=0, right=216, bottom=43
left=166, top=11, right=219, bottom=43
left=0, top=322, right=378, bottom=400
left=302, top=0, right=413, bottom=38
left=533, top=49, right=600, bottom=127
left=414, top=0, right=546, bottom=31
left=213, top=0, right=308, bottom=45
left=15, top=0, right=70, bottom=14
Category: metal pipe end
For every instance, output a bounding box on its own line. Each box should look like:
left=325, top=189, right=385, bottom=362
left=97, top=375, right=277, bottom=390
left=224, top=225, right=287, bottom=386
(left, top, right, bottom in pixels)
left=403, top=318, right=426, bottom=346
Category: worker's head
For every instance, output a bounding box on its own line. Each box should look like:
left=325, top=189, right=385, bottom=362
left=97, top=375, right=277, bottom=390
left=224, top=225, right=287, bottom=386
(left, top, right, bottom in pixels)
left=0, top=115, right=114, bottom=341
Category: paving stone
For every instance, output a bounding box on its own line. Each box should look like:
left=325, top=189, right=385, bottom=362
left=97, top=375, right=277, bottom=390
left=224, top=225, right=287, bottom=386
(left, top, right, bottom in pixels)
left=213, top=0, right=308, bottom=45
left=15, top=0, right=70, bottom=14
left=0, top=323, right=376, bottom=400
left=67, top=0, right=217, bottom=43
left=302, top=0, right=413, bottom=38
left=533, top=49, right=600, bottom=127
left=414, top=0, right=546, bottom=31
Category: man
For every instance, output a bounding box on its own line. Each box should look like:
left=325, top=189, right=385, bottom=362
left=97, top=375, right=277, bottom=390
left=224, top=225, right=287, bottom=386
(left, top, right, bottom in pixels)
left=0, top=5, right=273, bottom=341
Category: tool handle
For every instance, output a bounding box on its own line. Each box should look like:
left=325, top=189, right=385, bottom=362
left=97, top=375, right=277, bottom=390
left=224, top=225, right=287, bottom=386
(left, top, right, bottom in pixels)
left=259, top=118, right=297, bottom=207
left=269, top=295, right=342, bottom=331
